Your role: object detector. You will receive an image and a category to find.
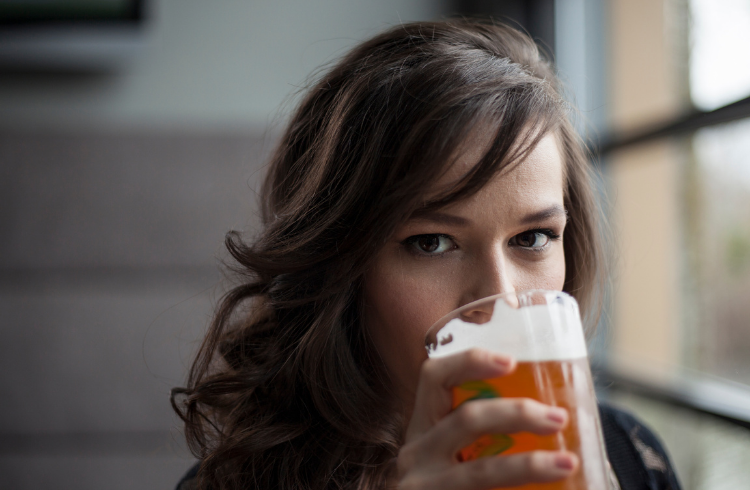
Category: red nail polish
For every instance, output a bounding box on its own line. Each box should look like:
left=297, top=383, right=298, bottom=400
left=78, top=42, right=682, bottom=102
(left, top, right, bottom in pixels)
left=554, top=454, right=574, bottom=470
left=492, top=354, right=512, bottom=368
left=547, top=407, right=566, bottom=424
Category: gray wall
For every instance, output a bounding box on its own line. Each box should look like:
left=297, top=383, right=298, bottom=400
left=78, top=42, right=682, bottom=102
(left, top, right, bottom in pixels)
left=0, top=130, right=270, bottom=489
left=0, top=0, right=445, bottom=129
left=0, top=1, right=447, bottom=488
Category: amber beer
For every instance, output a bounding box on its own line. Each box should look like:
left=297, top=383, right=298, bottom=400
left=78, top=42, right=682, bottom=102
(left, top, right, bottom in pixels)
left=425, top=291, right=611, bottom=490
left=452, top=359, right=597, bottom=490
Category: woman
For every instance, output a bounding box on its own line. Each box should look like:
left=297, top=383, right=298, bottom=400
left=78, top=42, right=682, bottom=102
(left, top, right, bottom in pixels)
left=173, top=20, right=681, bottom=490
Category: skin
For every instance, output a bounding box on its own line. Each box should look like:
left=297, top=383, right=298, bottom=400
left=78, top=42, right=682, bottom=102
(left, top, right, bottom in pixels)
left=363, top=131, right=579, bottom=489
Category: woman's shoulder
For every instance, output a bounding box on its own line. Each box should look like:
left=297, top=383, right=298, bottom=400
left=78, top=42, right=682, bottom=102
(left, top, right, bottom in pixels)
left=599, top=402, right=682, bottom=490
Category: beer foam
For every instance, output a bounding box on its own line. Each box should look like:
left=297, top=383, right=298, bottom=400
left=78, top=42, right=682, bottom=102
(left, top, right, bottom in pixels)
left=427, top=297, right=588, bottom=361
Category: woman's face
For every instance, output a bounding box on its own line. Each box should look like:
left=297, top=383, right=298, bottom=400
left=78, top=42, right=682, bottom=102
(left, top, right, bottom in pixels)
left=362, top=131, right=567, bottom=407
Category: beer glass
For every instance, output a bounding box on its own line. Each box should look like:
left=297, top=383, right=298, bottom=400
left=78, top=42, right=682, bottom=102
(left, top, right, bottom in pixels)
left=425, top=290, right=611, bottom=490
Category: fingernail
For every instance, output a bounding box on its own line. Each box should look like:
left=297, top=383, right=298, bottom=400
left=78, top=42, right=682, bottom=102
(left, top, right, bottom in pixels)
left=492, top=354, right=512, bottom=368
left=554, top=454, right=574, bottom=471
left=547, top=407, right=567, bottom=424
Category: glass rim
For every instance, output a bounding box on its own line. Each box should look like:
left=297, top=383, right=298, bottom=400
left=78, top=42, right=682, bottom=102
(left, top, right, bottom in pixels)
left=424, top=289, right=575, bottom=344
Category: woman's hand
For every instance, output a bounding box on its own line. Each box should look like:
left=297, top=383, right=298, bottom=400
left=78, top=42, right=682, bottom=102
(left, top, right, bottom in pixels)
left=396, top=348, right=579, bottom=490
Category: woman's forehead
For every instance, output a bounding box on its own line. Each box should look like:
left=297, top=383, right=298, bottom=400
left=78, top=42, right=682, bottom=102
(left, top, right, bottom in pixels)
left=427, top=128, right=562, bottom=200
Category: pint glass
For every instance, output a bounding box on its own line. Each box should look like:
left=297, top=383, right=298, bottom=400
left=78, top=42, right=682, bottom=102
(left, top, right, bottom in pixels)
left=425, top=290, right=612, bottom=490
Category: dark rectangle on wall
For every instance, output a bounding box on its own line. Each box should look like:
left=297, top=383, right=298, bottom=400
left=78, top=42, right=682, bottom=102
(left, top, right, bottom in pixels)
left=0, top=0, right=145, bottom=26
left=450, top=0, right=556, bottom=57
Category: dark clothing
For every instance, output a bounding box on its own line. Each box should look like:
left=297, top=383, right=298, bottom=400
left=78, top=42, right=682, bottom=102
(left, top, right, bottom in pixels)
left=176, top=403, right=681, bottom=490
left=599, top=404, right=682, bottom=490
left=176, top=463, right=199, bottom=490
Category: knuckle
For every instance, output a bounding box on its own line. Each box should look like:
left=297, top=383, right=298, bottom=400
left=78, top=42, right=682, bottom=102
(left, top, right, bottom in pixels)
left=454, top=402, right=482, bottom=430
left=468, top=457, right=496, bottom=485
left=526, top=451, right=550, bottom=475
left=419, top=359, right=439, bottom=383
left=465, top=348, right=491, bottom=366
left=400, top=473, right=446, bottom=490
left=398, top=476, right=425, bottom=490
left=514, top=398, right=538, bottom=420
left=396, top=443, right=419, bottom=472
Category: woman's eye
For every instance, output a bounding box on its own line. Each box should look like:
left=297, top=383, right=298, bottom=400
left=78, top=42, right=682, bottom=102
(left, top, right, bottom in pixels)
left=405, top=234, right=455, bottom=255
left=511, top=230, right=554, bottom=249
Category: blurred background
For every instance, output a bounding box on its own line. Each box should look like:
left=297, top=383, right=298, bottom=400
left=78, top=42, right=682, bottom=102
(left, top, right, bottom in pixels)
left=1, top=1, right=749, bottom=489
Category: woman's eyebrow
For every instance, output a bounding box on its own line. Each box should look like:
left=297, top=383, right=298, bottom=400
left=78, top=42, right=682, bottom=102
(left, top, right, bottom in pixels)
left=518, top=205, right=567, bottom=225
left=408, top=211, right=471, bottom=226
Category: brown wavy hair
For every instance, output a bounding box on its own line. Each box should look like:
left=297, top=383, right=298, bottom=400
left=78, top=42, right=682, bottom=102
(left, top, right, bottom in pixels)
left=172, top=19, right=604, bottom=490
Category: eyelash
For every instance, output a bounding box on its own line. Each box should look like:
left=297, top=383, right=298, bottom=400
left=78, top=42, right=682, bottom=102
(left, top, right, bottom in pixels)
left=402, top=234, right=456, bottom=257
left=510, top=228, right=561, bottom=254
left=402, top=228, right=561, bottom=257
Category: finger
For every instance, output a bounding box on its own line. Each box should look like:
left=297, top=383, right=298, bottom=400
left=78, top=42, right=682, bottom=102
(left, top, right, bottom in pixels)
left=406, top=349, right=516, bottom=441
left=414, top=451, right=578, bottom=490
left=425, top=398, right=568, bottom=459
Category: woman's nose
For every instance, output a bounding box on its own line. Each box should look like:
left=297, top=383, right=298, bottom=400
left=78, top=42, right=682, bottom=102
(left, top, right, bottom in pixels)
left=459, top=248, right=515, bottom=323
left=473, top=247, right=515, bottom=299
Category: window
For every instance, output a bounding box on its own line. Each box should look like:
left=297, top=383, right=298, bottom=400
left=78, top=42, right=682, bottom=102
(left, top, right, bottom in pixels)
left=591, top=1, right=750, bottom=488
